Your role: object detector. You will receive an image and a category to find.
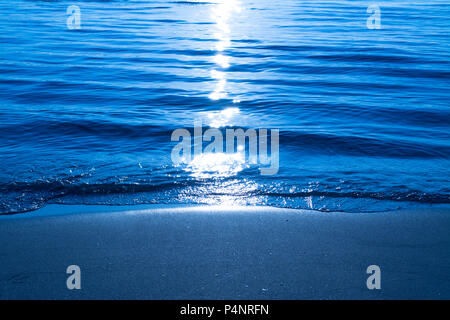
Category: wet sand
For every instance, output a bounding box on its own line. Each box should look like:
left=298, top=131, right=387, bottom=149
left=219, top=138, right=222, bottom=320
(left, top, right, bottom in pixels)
left=0, top=205, right=449, bottom=299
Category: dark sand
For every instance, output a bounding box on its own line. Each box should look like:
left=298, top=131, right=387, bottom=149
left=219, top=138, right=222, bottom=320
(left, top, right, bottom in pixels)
left=0, top=205, right=449, bottom=299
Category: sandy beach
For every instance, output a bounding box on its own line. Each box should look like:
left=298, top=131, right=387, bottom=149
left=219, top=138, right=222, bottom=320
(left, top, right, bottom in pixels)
left=0, top=205, right=449, bottom=299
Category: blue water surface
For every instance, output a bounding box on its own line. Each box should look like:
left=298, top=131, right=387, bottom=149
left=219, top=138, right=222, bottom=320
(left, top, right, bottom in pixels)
left=0, top=0, right=449, bottom=214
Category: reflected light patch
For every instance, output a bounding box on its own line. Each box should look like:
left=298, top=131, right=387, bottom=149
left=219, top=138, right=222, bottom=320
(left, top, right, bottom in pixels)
left=213, top=54, right=230, bottom=68
left=215, top=36, right=231, bottom=51
left=209, top=70, right=227, bottom=100
left=210, top=69, right=225, bottom=80
left=206, top=107, right=240, bottom=127
left=176, top=178, right=263, bottom=208
left=209, top=0, right=242, bottom=101
left=186, top=152, right=246, bottom=178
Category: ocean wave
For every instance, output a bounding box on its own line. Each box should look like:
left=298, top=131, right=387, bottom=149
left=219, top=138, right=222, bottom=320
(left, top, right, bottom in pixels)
left=0, top=0, right=449, bottom=214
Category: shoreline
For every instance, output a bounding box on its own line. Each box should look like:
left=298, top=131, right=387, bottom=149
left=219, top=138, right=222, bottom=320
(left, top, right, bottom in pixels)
left=0, top=204, right=449, bottom=299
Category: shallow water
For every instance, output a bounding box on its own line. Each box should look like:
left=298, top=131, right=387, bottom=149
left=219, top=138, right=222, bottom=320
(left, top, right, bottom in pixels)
left=0, top=0, right=449, bottom=214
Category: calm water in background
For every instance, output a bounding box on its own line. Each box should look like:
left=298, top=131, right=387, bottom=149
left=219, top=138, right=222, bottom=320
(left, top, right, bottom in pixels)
left=0, top=0, right=449, bottom=214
